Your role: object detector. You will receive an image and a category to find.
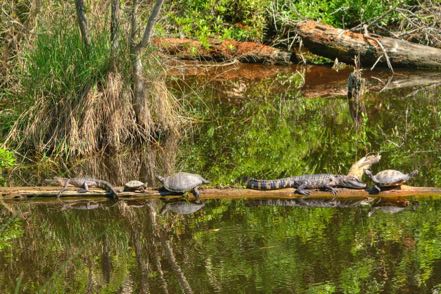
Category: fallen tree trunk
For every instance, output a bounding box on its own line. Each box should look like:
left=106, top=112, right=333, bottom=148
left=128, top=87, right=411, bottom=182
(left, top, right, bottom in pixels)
left=1, top=185, right=441, bottom=202
left=295, top=20, right=441, bottom=69
left=154, top=37, right=293, bottom=65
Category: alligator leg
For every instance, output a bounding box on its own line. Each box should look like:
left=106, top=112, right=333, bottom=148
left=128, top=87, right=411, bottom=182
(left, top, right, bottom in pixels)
left=57, top=179, right=70, bottom=198
left=373, top=185, right=381, bottom=193
left=321, top=185, right=338, bottom=196
left=78, top=182, right=89, bottom=193
left=295, top=184, right=310, bottom=196
left=192, top=187, right=201, bottom=202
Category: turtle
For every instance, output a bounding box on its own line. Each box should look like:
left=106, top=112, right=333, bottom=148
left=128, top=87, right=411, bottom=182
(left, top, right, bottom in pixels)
left=156, top=172, right=210, bottom=200
left=364, top=169, right=418, bottom=193
left=123, top=180, right=146, bottom=192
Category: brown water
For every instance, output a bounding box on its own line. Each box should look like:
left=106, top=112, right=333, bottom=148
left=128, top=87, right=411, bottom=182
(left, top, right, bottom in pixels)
left=2, top=63, right=441, bottom=293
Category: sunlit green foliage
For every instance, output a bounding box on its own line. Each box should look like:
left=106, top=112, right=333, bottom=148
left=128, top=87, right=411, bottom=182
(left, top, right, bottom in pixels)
left=22, top=25, right=110, bottom=106
left=0, top=148, right=15, bottom=185
left=274, top=0, right=414, bottom=28
left=162, top=0, right=270, bottom=42
left=161, top=0, right=418, bottom=44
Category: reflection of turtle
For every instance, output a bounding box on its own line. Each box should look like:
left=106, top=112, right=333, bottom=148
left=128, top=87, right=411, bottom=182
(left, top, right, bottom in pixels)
left=368, top=206, right=406, bottom=217
left=365, top=169, right=418, bottom=192
left=160, top=200, right=205, bottom=215
left=157, top=172, right=209, bottom=201
left=123, top=180, right=146, bottom=192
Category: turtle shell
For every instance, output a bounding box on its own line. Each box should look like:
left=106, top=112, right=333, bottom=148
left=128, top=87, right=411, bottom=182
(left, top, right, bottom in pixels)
left=162, top=172, right=209, bottom=193
left=372, top=170, right=410, bottom=187
left=123, top=180, right=145, bottom=191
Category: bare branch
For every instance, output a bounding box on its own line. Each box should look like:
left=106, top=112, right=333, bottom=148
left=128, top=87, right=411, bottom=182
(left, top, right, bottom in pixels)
left=136, top=0, right=165, bottom=51
left=75, top=0, right=90, bottom=49
left=110, top=0, right=120, bottom=60
left=129, top=0, right=138, bottom=52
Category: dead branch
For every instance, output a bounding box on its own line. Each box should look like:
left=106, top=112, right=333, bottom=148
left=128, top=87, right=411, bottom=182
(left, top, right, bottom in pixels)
left=136, top=0, right=165, bottom=51
left=110, top=0, right=120, bottom=61
left=74, top=0, right=90, bottom=49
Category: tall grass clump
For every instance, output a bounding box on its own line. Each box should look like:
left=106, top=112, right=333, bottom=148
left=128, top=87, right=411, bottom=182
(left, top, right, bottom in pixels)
left=5, top=1, right=181, bottom=158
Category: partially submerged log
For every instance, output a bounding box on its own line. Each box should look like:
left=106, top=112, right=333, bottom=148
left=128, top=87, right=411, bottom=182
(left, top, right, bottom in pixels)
left=295, top=20, right=441, bottom=69
left=154, top=37, right=293, bottom=65
left=1, top=185, right=441, bottom=202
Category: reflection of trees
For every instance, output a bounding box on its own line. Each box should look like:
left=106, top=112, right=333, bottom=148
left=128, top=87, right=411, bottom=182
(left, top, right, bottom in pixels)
left=119, top=201, right=194, bottom=294
left=3, top=199, right=441, bottom=292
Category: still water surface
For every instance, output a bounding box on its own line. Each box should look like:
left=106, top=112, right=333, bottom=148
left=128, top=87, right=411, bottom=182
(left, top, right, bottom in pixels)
left=2, top=63, right=441, bottom=293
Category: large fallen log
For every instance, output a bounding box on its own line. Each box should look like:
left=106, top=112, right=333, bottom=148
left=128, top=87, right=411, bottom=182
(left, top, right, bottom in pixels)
left=154, top=37, right=293, bottom=65
left=295, top=20, right=441, bottom=69
left=1, top=185, right=441, bottom=202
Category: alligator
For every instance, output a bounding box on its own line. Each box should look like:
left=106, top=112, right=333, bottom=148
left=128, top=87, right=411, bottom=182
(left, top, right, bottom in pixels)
left=45, top=177, right=119, bottom=199
left=246, top=174, right=366, bottom=196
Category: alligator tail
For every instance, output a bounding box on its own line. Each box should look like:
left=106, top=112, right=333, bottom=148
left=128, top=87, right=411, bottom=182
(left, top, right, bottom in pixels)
left=96, top=180, right=119, bottom=199
left=246, top=178, right=293, bottom=190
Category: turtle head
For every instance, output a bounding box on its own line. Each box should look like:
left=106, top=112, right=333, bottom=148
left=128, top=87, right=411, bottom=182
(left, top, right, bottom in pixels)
left=364, top=169, right=374, bottom=178
left=156, top=175, right=165, bottom=183
left=337, top=175, right=367, bottom=189
left=409, top=170, right=419, bottom=177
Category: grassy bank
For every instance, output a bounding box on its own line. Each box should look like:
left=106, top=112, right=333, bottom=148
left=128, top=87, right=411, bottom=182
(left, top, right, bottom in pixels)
left=1, top=1, right=181, bottom=159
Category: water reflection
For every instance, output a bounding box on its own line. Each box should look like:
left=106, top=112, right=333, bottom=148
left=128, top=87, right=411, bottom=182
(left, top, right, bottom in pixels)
left=160, top=200, right=205, bottom=215
left=2, top=199, right=441, bottom=292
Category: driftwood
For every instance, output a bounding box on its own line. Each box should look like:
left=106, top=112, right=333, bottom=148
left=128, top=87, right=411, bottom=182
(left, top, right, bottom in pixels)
left=1, top=186, right=441, bottom=202
left=295, top=20, right=441, bottom=69
left=154, top=38, right=293, bottom=65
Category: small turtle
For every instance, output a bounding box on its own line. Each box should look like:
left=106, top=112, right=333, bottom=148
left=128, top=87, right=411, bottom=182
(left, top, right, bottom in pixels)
left=156, top=172, right=210, bottom=200
left=123, top=180, right=146, bottom=192
left=160, top=200, right=205, bottom=215
left=365, top=169, right=418, bottom=192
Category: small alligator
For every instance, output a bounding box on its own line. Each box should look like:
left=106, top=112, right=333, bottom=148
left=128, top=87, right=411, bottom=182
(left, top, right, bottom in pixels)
left=45, top=177, right=119, bottom=199
left=246, top=174, right=366, bottom=196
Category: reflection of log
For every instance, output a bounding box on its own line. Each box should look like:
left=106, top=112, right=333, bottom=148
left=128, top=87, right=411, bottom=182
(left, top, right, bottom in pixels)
left=295, top=20, right=441, bottom=69
left=2, top=186, right=441, bottom=201
left=154, top=37, right=292, bottom=65
left=303, top=70, right=441, bottom=98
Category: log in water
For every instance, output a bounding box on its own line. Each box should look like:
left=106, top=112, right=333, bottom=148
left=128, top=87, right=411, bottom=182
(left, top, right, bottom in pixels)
left=1, top=185, right=441, bottom=202
left=295, top=20, right=441, bottom=69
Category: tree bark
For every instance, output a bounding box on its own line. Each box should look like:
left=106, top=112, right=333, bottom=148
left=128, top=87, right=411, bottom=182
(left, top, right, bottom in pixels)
left=74, top=0, right=90, bottom=49
left=110, top=0, right=120, bottom=64
left=129, top=0, right=166, bottom=122
left=136, top=0, right=165, bottom=51
left=295, top=20, right=441, bottom=69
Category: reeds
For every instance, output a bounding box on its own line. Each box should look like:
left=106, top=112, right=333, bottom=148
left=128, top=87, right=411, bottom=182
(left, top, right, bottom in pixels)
left=3, top=1, right=182, bottom=158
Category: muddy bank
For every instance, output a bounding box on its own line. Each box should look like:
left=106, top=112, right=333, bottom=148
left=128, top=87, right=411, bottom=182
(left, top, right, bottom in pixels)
left=154, top=37, right=293, bottom=65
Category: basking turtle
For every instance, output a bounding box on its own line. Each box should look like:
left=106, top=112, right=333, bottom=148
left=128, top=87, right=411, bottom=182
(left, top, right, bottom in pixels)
left=365, top=169, right=418, bottom=192
left=156, top=172, right=210, bottom=200
left=123, top=180, right=146, bottom=192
